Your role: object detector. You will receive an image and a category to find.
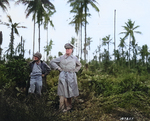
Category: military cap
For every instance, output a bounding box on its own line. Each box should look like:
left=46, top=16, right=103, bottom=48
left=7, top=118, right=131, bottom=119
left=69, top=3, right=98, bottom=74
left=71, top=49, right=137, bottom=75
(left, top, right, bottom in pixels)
left=33, top=52, right=42, bottom=59
left=64, top=43, right=74, bottom=49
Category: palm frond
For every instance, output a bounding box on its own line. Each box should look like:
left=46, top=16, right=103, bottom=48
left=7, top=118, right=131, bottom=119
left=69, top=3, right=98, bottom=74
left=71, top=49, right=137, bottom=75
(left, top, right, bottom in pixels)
left=7, top=15, right=12, bottom=23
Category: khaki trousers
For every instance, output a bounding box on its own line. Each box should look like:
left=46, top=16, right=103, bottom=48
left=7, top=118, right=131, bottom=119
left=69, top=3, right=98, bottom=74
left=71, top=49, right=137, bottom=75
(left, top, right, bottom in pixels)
left=59, top=96, right=72, bottom=110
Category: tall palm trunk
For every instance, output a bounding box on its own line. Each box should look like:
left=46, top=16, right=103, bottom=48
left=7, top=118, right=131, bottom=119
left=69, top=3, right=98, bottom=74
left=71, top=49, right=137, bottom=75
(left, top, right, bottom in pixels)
left=129, top=35, right=131, bottom=68
left=33, top=19, right=35, bottom=56
left=108, top=43, right=109, bottom=54
left=0, top=31, right=2, bottom=60
left=146, top=55, right=148, bottom=69
left=10, top=27, right=14, bottom=58
left=23, top=39, right=25, bottom=57
left=84, top=4, right=87, bottom=61
left=81, top=23, right=82, bottom=60
left=122, top=47, right=124, bottom=66
left=21, top=36, right=25, bottom=57
left=47, top=26, right=48, bottom=61
left=21, top=36, right=23, bottom=55
left=80, top=2, right=83, bottom=60
left=38, top=23, right=41, bottom=52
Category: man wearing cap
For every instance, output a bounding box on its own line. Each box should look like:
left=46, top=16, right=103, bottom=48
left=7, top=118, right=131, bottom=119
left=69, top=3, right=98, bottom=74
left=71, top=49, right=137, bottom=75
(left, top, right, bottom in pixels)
left=27, top=52, right=51, bottom=96
left=50, top=43, right=82, bottom=112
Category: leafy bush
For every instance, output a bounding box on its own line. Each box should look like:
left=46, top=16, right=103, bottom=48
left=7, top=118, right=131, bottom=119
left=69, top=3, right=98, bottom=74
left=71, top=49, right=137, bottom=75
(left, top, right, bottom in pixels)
left=0, top=89, right=62, bottom=121
left=1, top=59, right=150, bottom=121
left=0, top=64, right=8, bottom=88
left=78, top=68, right=149, bottom=98
left=5, top=57, right=29, bottom=88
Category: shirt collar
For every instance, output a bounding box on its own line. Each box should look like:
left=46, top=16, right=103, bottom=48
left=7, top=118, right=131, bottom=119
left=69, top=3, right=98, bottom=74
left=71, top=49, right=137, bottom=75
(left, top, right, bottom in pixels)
left=36, top=61, right=41, bottom=65
left=64, top=54, right=73, bottom=59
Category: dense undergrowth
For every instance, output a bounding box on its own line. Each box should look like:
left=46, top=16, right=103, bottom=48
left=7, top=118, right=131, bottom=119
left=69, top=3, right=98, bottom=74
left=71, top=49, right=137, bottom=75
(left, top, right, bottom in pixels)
left=0, top=58, right=150, bottom=121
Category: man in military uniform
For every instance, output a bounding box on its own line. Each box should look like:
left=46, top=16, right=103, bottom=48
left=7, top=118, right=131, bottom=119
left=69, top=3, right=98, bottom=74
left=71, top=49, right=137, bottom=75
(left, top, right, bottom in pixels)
left=27, top=52, right=51, bottom=96
left=50, top=43, right=81, bottom=112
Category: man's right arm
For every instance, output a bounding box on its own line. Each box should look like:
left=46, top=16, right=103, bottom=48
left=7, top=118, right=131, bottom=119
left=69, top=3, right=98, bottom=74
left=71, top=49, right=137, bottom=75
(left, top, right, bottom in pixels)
left=50, top=56, right=62, bottom=70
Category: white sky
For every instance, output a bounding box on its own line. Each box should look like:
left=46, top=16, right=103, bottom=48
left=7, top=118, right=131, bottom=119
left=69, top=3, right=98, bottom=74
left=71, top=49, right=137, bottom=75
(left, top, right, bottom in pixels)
left=0, top=0, right=150, bottom=60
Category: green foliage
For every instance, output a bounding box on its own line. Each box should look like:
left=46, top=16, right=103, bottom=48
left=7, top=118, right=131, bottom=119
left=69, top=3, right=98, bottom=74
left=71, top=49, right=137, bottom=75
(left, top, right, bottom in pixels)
left=44, top=39, right=53, bottom=58
left=5, top=56, right=29, bottom=88
left=15, top=37, right=25, bottom=57
left=79, top=69, right=149, bottom=97
left=58, top=51, right=63, bottom=56
left=0, top=90, right=62, bottom=121
left=88, top=60, right=100, bottom=72
left=0, top=64, right=9, bottom=88
left=1, top=59, right=150, bottom=120
left=2, top=15, right=26, bottom=60
left=76, top=65, right=150, bottom=119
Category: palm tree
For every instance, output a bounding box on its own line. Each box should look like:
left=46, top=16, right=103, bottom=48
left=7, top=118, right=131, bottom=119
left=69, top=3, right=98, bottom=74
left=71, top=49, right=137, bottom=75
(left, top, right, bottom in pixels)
left=118, top=37, right=127, bottom=66
left=68, top=0, right=99, bottom=61
left=120, top=19, right=141, bottom=68
left=0, top=0, right=9, bottom=59
left=44, top=39, right=53, bottom=61
left=0, top=15, right=26, bottom=59
left=43, top=9, right=55, bottom=56
left=139, top=45, right=149, bottom=66
left=102, top=35, right=112, bottom=54
left=16, top=0, right=37, bottom=55
left=144, top=45, right=149, bottom=65
left=68, top=0, right=85, bottom=59
left=0, top=31, right=2, bottom=60
left=0, top=31, right=2, bottom=49
left=68, top=1, right=84, bottom=35
left=118, top=37, right=127, bottom=58
left=16, top=0, right=55, bottom=53
left=131, top=40, right=139, bottom=67
left=70, top=37, right=76, bottom=45
left=82, top=0, right=99, bottom=61
left=0, top=0, right=9, bottom=12
left=15, top=36, right=25, bottom=57
left=86, top=37, right=92, bottom=61
left=86, top=37, right=92, bottom=50
left=43, top=9, right=55, bottom=30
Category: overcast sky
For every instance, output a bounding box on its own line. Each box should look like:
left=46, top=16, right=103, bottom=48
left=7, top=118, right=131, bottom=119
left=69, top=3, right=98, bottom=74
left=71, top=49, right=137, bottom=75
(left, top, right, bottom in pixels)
left=0, top=0, right=150, bottom=60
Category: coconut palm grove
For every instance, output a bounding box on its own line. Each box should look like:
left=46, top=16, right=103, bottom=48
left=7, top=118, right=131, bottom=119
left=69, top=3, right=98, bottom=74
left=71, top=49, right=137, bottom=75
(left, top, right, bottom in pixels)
left=0, top=0, right=150, bottom=121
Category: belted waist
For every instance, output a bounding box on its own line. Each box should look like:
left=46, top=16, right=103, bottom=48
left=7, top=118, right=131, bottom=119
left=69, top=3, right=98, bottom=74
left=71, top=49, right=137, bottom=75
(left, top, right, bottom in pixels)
left=62, top=68, right=75, bottom=72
